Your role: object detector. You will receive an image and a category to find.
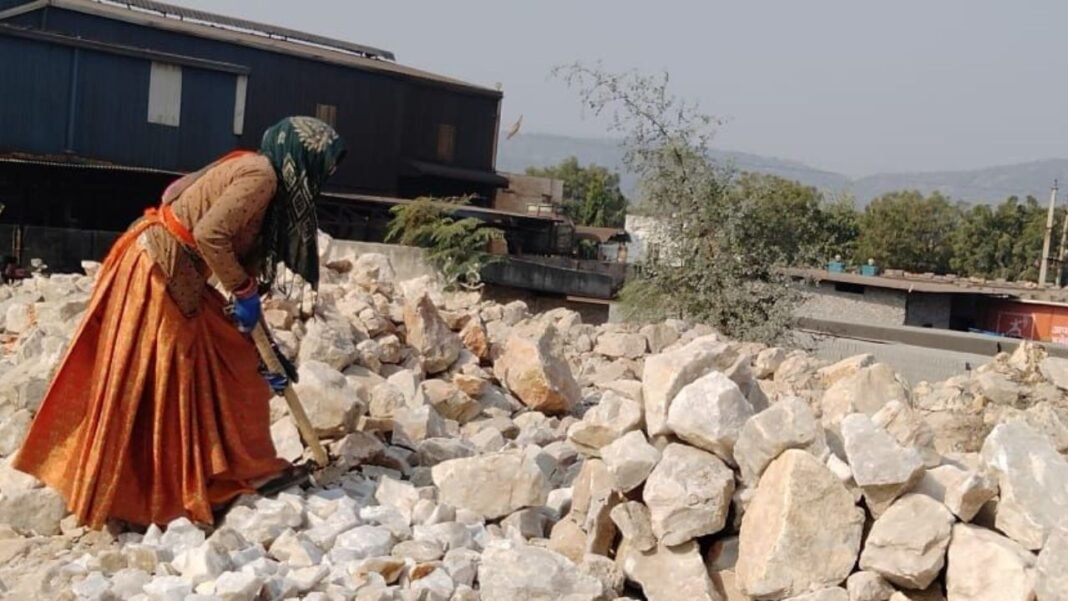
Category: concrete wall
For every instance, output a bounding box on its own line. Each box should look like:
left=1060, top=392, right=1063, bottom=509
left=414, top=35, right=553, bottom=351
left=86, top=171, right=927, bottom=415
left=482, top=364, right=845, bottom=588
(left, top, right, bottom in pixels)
left=324, top=239, right=438, bottom=282
left=795, top=280, right=907, bottom=326
left=905, top=293, right=953, bottom=329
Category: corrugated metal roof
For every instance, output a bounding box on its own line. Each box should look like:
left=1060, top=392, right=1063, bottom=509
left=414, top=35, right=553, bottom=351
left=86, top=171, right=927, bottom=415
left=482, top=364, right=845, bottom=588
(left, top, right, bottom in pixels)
left=322, top=191, right=563, bottom=223
left=5, top=0, right=501, bottom=97
left=96, top=0, right=395, bottom=61
left=785, top=267, right=1068, bottom=304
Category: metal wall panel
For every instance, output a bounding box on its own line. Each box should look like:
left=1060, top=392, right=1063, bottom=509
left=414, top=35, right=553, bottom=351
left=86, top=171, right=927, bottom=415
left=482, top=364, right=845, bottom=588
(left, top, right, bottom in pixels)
left=35, top=7, right=501, bottom=196
left=0, top=35, right=72, bottom=155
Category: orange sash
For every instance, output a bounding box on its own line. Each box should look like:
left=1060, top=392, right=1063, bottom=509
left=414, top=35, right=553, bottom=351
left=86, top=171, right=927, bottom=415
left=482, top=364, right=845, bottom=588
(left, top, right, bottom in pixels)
left=143, top=149, right=256, bottom=251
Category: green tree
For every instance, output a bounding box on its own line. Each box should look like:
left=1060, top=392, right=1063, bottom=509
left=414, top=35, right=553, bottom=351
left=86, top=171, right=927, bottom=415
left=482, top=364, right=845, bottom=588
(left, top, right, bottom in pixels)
left=854, top=191, right=961, bottom=273
left=950, top=196, right=1060, bottom=282
left=726, top=173, right=860, bottom=267
left=553, top=63, right=798, bottom=343
left=385, top=197, right=505, bottom=290
left=526, top=157, right=628, bottom=228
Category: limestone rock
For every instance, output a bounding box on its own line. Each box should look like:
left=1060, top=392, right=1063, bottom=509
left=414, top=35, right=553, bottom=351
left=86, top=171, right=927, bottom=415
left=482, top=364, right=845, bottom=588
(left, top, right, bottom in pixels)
left=0, top=409, right=31, bottom=457
left=595, top=332, right=647, bottom=359
left=737, top=450, right=864, bottom=600
left=1039, top=356, right=1068, bottom=391
left=841, top=414, right=925, bottom=515
left=0, top=486, right=68, bottom=535
left=392, top=405, right=447, bottom=450
left=1036, top=526, right=1068, bottom=601
left=665, top=371, right=753, bottom=463
left=353, top=253, right=396, bottom=294
left=787, top=590, right=849, bottom=601
left=566, top=392, right=643, bottom=456
left=459, top=318, right=490, bottom=361
left=822, top=364, right=911, bottom=429
left=419, top=380, right=480, bottom=425
left=817, top=354, right=876, bottom=387
left=298, top=315, right=359, bottom=371
left=618, top=539, right=719, bottom=601
left=859, top=494, right=954, bottom=589
left=872, top=401, right=940, bottom=468
left=404, top=293, right=462, bottom=374
left=270, top=417, right=304, bottom=463
left=980, top=420, right=1068, bottom=550
left=914, top=464, right=996, bottom=522
left=640, top=323, right=680, bottom=355
left=494, top=323, right=581, bottom=415
left=643, top=336, right=732, bottom=437
left=945, top=524, right=1036, bottom=601
left=846, top=571, right=895, bottom=601
left=609, top=502, right=656, bottom=552
left=601, top=430, right=660, bottom=493
left=478, top=539, right=603, bottom=601
left=643, top=443, right=734, bottom=546
left=432, top=449, right=549, bottom=520
left=754, top=347, right=788, bottom=379
left=292, top=361, right=364, bottom=437
left=735, top=396, right=828, bottom=484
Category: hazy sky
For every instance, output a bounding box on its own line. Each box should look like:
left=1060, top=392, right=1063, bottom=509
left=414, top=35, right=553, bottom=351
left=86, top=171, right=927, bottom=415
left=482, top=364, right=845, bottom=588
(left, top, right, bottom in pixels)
left=171, top=0, right=1068, bottom=177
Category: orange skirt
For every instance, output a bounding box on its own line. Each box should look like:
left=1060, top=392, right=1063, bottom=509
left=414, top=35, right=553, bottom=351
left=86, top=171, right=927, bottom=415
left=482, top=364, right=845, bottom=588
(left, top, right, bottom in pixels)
left=12, top=219, right=287, bottom=529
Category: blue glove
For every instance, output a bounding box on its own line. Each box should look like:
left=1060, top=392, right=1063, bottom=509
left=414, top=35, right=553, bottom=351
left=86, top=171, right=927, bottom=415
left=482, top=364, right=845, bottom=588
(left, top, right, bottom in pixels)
left=262, top=370, right=288, bottom=395
left=232, top=292, right=261, bottom=333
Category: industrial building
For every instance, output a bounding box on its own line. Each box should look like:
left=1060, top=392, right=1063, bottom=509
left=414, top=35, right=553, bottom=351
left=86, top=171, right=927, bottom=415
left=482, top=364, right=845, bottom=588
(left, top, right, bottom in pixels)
left=788, top=267, right=1068, bottom=344
left=0, top=0, right=628, bottom=307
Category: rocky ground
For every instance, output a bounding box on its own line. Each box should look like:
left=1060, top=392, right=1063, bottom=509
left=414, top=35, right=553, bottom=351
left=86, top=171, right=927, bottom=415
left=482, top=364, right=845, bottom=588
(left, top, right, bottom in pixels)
left=0, top=236, right=1064, bottom=600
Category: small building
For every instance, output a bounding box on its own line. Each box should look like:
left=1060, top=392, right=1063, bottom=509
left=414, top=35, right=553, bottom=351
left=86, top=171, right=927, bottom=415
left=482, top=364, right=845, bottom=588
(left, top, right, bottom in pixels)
left=787, top=267, right=1068, bottom=343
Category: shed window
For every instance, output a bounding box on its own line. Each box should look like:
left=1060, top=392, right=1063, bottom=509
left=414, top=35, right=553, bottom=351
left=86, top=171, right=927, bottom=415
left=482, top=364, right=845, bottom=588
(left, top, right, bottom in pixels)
left=436, top=124, right=456, bottom=163
left=233, top=75, right=248, bottom=136
left=316, top=104, right=337, bottom=127
left=147, top=62, right=182, bottom=127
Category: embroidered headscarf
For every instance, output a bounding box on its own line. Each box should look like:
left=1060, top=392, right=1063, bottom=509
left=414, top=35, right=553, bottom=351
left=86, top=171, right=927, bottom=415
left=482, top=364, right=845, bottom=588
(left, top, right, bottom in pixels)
left=257, top=116, right=346, bottom=292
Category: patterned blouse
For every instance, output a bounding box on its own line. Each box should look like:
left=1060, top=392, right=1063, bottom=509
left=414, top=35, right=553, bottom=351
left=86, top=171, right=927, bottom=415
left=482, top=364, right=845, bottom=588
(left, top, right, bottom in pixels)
left=139, top=153, right=277, bottom=316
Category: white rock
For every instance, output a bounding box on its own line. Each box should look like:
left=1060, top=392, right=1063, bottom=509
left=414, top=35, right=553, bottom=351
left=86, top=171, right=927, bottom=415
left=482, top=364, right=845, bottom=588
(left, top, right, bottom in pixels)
left=111, top=568, right=152, bottom=599
left=493, top=323, right=581, bottom=415
left=666, top=371, right=753, bottom=463
left=71, top=571, right=111, bottom=599
left=443, top=548, right=480, bottom=588
left=298, top=315, right=358, bottom=371
left=787, top=589, right=849, bottom=601
left=142, top=576, right=193, bottom=601
left=737, top=450, right=865, bottom=600
left=0, top=486, right=67, bottom=535
left=405, top=293, right=462, bottom=374
left=980, top=420, right=1068, bottom=550
left=643, top=336, right=731, bottom=437
left=618, top=539, right=719, bottom=601
left=821, top=364, right=911, bottom=428
left=595, top=332, right=647, bottom=359
left=0, top=409, right=31, bottom=456
left=432, top=449, right=549, bottom=520
left=859, top=494, right=955, bottom=589
left=411, top=567, right=455, bottom=601
left=601, top=430, right=660, bottom=493
left=477, top=539, right=603, bottom=601
left=643, top=443, right=734, bottom=546
left=267, top=529, right=323, bottom=568
left=946, top=524, right=1036, bottom=601
left=609, top=501, right=656, bottom=552
left=270, top=417, right=303, bottom=463
left=213, top=571, right=264, bottom=601
left=173, top=541, right=232, bottom=586
left=331, top=525, right=394, bottom=563
left=846, top=571, right=895, bottom=601
left=566, top=391, right=643, bottom=456
left=841, top=413, right=925, bottom=515
left=735, top=396, right=828, bottom=484
left=914, top=464, right=997, bottom=522
left=292, top=360, right=364, bottom=436
left=1036, top=526, right=1068, bottom=601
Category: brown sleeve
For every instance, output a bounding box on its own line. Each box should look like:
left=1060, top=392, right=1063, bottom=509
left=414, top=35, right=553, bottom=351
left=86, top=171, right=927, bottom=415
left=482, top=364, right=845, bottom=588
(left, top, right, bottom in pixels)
left=192, top=164, right=277, bottom=292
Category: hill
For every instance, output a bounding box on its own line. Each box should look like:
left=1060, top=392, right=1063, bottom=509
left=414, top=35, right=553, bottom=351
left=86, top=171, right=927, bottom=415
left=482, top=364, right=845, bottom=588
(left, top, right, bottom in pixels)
left=496, top=133, right=1065, bottom=205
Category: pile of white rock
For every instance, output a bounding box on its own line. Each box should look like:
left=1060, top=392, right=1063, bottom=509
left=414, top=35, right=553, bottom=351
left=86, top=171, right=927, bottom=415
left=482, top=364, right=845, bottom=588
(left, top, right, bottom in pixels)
left=0, top=243, right=1062, bottom=600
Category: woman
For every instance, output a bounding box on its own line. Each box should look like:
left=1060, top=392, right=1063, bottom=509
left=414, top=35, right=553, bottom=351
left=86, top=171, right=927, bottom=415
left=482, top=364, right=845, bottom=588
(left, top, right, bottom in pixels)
left=13, top=116, right=346, bottom=529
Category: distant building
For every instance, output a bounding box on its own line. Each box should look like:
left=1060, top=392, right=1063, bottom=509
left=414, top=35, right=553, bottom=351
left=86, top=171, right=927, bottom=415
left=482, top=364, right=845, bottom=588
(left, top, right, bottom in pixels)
left=787, top=267, right=1068, bottom=343
left=0, top=0, right=506, bottom=267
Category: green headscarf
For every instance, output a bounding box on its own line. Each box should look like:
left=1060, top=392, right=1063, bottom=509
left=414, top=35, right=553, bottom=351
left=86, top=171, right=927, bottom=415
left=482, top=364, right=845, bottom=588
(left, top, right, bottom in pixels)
left=258, top=116, right=347, bottom=291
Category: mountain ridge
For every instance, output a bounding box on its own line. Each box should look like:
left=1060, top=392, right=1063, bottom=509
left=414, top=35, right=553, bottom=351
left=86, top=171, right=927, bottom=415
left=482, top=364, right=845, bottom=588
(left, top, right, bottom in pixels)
left=496, top=132, right=1067, bottom=206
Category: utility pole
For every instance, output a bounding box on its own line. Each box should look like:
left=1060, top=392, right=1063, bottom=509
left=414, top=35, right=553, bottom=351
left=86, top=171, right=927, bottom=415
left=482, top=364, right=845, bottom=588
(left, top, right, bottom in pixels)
left=1040, top=180, right=1059, bottom=287
left=1057, top=187, right=1068, bottom=288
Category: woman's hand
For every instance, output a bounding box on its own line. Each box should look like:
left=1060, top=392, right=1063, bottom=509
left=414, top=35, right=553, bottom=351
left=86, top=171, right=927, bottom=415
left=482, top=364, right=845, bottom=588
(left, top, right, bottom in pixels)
left=231, top=280, right=261, bottom=333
